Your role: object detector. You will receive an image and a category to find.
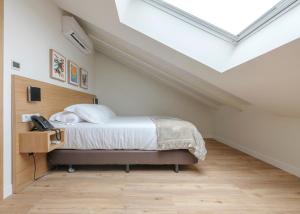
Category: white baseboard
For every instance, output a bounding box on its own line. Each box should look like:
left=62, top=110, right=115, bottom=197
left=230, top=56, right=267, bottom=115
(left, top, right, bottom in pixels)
left=4, top=184, right=12, bottom=199
left=214, top=136, right=300, bottom=178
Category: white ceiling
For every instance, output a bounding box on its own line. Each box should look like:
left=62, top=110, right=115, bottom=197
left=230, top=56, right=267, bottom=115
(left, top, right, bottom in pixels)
left=216, top=38, right=300, bottom=116
left=116, top=0, right=300, bottom=72
left=83, top=22, right=249, bottom=110
left=53, top=0, right=300, bottom=117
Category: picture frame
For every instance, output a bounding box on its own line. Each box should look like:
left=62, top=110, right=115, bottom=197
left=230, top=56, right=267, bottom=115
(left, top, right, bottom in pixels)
left=50, top=49, right=66, bottom=82
left=80, top=68, right=88, bottom=89
left=67, top=60, right=80, bottom=86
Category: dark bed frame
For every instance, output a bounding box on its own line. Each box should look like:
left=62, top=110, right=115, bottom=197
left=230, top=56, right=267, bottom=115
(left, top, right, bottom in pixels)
left=48, top=149, right=198, bottom=173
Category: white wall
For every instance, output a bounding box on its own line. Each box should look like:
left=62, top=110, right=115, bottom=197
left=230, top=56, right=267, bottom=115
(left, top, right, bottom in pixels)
left=3, top=0, right=96, bottom=198
left=213, top=106, right=300, bottom=177
left=95, top=53, right=213, bottom=138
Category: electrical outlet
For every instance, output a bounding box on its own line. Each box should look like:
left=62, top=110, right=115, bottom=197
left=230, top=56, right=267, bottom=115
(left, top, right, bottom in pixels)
left=21, top=113, right=40, bottom=122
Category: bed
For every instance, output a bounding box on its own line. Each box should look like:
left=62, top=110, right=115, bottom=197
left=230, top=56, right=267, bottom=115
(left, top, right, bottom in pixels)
left=48, top=105, right=207, bottom=173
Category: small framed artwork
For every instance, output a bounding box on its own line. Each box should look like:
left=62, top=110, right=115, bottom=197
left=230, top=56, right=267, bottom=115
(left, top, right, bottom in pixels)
left=68, top=60, right=80, bottom=86
left=50, top=49, right=66, bottom=82
left=80, top=68, right=88, bottom=89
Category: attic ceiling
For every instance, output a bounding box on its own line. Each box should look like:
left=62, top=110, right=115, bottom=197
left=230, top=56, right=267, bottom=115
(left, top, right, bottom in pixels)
left=53, top=0, right=300, bottom=117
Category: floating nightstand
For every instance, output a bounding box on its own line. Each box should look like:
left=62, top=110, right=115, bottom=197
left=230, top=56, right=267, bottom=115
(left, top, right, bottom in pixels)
left=19, top=129, right=64, bottom=153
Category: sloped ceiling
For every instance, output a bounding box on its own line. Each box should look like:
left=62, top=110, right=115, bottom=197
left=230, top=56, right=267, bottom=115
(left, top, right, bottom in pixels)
left=117, top=0, right=300, bottom=72
left=53, top=0, right=300, bottom=117
left=89, top=33, right=222, bottom=109
left=216, top=38, right=300, bottom=116
left=83, top=22, right=248, bottom=110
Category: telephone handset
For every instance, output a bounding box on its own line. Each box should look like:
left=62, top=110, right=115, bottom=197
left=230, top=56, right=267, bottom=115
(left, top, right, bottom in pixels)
left=31, top=115, right=61, bottom=141
left=31, top=115, right=54, bottom=131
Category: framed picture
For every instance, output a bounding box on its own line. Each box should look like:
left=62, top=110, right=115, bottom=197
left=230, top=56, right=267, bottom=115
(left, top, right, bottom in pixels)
left=68, top=60, right=80, bottom=86
left=50, top=49, right=66, bottom=82
left=80, top=68, right=88, bottom=89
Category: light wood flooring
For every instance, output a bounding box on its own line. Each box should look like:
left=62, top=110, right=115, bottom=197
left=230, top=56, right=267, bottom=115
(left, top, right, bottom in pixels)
left=1, top=139, right=300, bottom=214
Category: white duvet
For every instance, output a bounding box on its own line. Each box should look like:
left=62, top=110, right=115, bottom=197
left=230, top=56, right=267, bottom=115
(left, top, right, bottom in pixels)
left=52, top=117, right=157, bottom=150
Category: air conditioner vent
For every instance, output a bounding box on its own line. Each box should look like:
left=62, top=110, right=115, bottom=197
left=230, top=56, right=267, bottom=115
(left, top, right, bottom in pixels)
left=62, top=16, right=93, bottom=54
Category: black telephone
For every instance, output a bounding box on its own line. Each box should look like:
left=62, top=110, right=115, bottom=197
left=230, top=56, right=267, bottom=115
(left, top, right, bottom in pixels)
left=31, top=115, right=54, bottom=131
left=31, top=115, right=61, bottom=141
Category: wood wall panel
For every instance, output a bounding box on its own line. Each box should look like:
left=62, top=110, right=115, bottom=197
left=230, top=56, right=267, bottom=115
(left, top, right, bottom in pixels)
left=12, top=75, right=95, bottom=193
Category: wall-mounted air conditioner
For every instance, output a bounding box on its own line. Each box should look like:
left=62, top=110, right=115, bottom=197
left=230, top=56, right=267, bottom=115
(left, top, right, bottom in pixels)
left=62, top=16, right=93, bottom=54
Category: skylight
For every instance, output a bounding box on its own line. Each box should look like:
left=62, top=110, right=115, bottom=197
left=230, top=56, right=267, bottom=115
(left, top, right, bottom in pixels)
left=144, top=0, right=300, bottom=42
left=163, top=0, right=280, bottom=35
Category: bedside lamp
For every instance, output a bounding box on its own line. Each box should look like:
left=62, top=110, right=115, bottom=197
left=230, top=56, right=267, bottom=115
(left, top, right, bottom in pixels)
left=93, top=97, right=98, bottom=104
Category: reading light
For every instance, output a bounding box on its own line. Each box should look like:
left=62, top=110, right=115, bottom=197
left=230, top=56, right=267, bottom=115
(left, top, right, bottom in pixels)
left=93, top=97, right=98, bottom=104
left=27, top=86, right=41, bottom=102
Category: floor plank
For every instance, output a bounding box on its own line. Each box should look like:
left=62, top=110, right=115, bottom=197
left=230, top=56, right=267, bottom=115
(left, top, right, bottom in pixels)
left=0, top=140, right=299, bottom=213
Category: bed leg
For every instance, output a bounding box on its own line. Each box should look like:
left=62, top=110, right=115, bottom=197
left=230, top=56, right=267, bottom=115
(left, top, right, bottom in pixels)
left=68, top=165, right=75, bottom=173
left=174, top=164, right=179, bottom=173
left=125, top=164, right=130, bottom=173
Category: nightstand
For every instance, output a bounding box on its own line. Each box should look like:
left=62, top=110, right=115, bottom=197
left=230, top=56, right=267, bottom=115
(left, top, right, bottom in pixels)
left=19, top=129, right=65, bottom=153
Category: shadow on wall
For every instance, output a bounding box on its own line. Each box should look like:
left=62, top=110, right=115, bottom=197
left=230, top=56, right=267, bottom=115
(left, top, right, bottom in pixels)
left=94, top=54, right=214, bottom=137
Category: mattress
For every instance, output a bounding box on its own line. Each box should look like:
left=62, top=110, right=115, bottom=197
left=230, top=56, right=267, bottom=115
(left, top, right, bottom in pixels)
left=52, top=116, right=157, bottom=150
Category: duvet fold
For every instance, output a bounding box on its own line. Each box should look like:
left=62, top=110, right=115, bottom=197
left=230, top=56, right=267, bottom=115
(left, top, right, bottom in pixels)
left=151, top=117, right=207, bottom=160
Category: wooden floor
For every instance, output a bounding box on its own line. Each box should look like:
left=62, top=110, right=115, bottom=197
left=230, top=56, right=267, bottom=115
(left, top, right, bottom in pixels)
left=1, top=139, right=300, bottom=214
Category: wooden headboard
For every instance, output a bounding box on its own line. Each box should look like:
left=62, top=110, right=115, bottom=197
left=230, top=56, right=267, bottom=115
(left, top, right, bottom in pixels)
left=12, top=75, right=95, bottom=193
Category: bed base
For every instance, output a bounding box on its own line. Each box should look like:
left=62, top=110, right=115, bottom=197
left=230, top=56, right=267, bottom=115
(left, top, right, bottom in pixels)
left=48, top=149, right=197, bottom=173
left=67, top=163, right=179, bottom=173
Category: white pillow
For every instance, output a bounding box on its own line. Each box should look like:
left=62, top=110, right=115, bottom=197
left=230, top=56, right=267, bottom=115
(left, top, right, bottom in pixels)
left=49, top=111, right=83, bottom=123
left=64, top=104, right=116, bottom=123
